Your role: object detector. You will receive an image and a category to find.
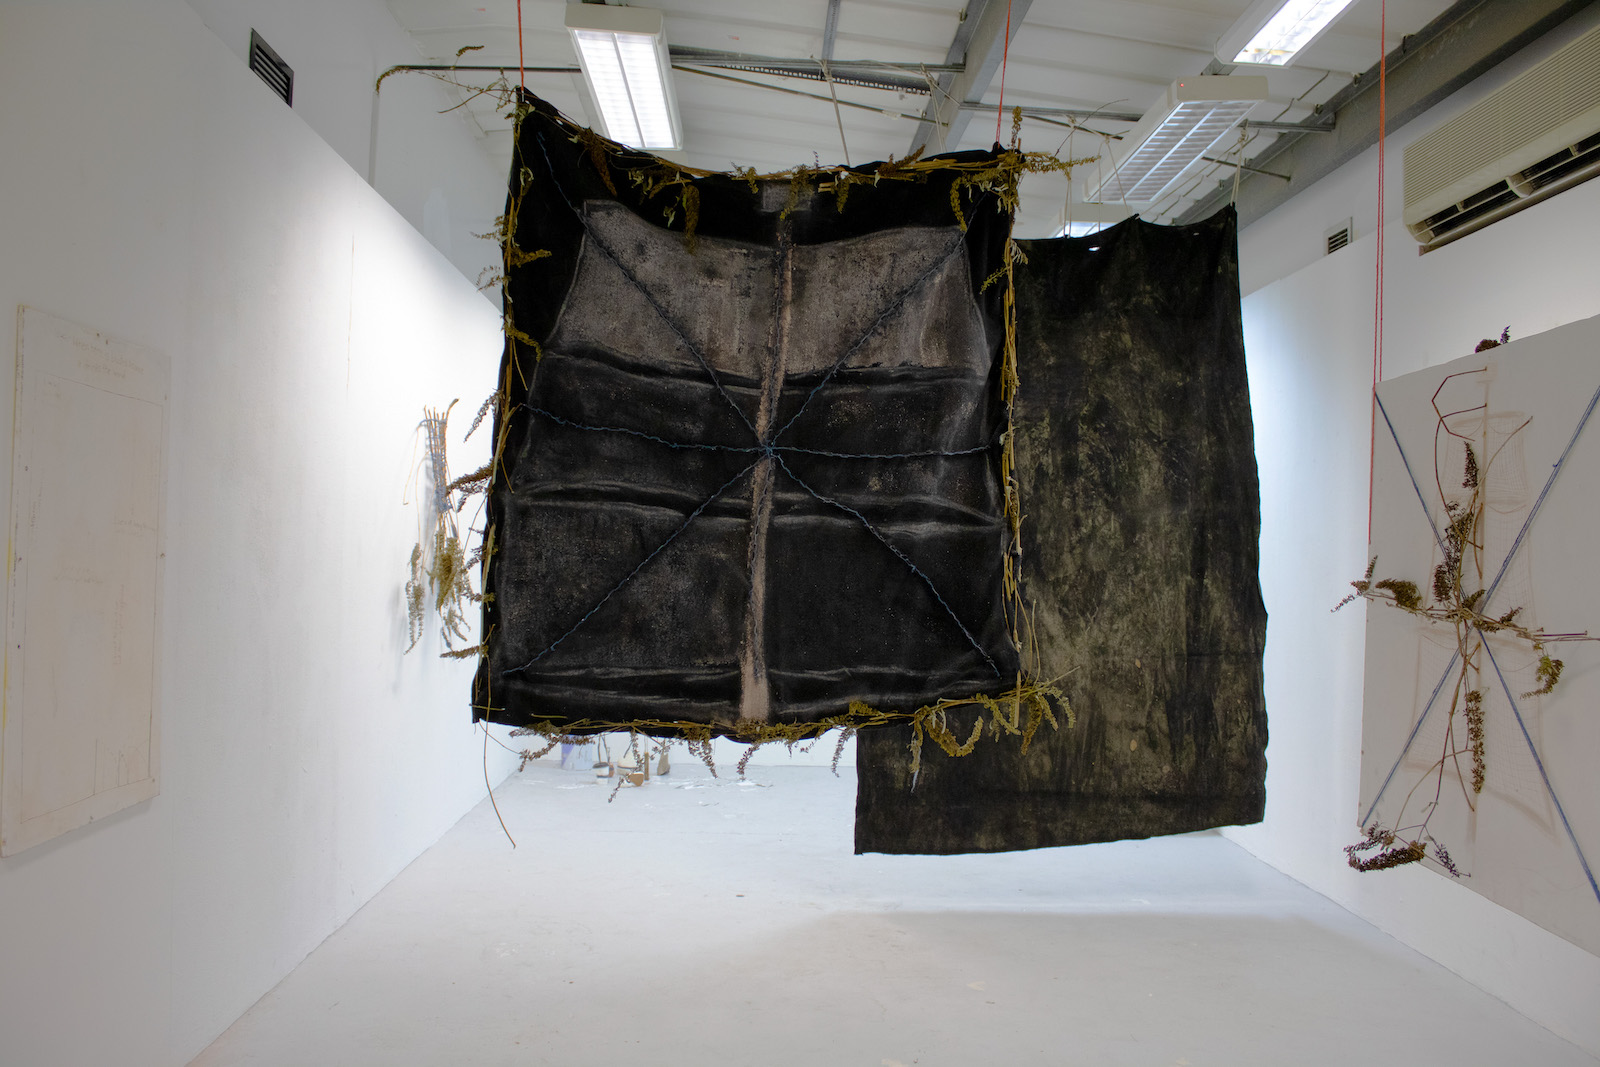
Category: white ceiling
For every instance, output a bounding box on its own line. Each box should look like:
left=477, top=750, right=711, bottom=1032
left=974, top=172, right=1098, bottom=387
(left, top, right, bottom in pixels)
left=385, top=0, right=1456, bottom=236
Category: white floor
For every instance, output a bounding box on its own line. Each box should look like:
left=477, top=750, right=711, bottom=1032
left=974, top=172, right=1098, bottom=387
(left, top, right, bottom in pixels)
left=193, top=759, right=1598, bottom=1066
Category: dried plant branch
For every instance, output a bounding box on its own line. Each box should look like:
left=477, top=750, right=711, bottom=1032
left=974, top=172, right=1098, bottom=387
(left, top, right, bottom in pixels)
left=1340, top=348, right=1594, bottom=876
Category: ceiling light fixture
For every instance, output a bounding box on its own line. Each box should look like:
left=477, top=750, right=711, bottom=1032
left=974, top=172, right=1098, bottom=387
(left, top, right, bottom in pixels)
left=1217, top=0, right=1360, bottom=67
left=1080, top=75, right=1268, bottom=205
left=565, top=3, right=682, bottom=151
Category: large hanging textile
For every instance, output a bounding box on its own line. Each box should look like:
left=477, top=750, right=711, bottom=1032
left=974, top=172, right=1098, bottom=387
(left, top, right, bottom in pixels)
left=854, top=211, right=1268, bottom=854
left=473, top=93, right=1053, bottom=746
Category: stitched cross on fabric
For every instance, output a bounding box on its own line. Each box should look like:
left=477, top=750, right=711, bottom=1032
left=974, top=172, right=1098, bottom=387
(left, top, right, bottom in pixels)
left=1366, top=375, right=1600, bottom=907
left=479, top=136, right=1018, bottom=734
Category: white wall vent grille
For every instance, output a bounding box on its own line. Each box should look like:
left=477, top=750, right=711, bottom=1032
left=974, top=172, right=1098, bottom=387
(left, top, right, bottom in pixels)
left=1325, top=218, right=1353, bottom=254
left=1404, top=22, right=1600, bottom=251
left=249, top=30, right=293, bottom=107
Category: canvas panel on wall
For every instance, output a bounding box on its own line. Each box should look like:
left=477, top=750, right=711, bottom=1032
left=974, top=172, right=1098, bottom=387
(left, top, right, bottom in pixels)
left=855, top=211, right=1268, bottom=855
left=1360, top=313, right=1600, bottom=955
left=2, top=307, right=167, bottom=856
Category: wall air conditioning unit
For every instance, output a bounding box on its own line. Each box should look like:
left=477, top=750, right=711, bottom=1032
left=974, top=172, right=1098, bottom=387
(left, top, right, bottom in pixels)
left=1404, top=22, right=1600, bottom=252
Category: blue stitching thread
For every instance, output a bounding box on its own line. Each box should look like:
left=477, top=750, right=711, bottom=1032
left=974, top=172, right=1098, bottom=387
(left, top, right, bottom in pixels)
left=527, top=407, right=760, bottom=453
left=1376, top=393, right=1448, bottom=557
left=1359, top=649, right=1460, bottom=830
left=527, top=405, right=991, bottom=461
left=779, top=443, right=992, bottom=460
left=533, top=133, right=759, bottom=439
left=1361, top=376, right=1600, bottom=834
left=1479, top=634, right=1600, bottom=906
left=773, top=452, right=1001, bottom=677
left=1479, top=376, right=1600, bottom=612
left=1362, top=394, right=1458, bottom=827
left=769, top=230, right=969, bottom=445
left=506, top=141, right=1004, bottom=683
left=503, top=461, right=759, bottom=673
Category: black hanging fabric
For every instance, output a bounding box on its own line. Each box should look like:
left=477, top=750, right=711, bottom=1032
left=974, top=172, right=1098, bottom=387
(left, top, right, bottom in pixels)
left=854, top=210, right=1268, bottom=854
left=473, top=94, right=1024, bottom=740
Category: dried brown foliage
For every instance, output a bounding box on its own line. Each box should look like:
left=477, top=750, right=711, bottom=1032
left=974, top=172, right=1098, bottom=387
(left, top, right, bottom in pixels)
left=1340, top=357, right=1592, bottom=876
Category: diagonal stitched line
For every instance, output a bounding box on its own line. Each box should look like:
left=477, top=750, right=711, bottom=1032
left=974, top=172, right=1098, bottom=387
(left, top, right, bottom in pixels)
left=770, top=228, right=970, bottom=446
left=1359, top=648, right=1460, bottom=829
left=503, top=460, right=759, bottom=675
left=1364, top=377, right=1600, bottom=823
left=533, top=129, right=987, bottom=460
left=1376, top=393, right=1448, bottom=557
left=776, top=443, right=992, bottom=460
left=1363, top=393, right=1458, bottom=825
left=773, top=452, right=1001, bottom=677
left=533, top=132, right=759, bottom=439
left=528, top=407, right=993, bottom=461
left=1477, top=375, right=1600, bottom=614
left=1478, top=633, right=1600, bottom=907
left=527, top=406, right=760, bottom=453
left=508, top=141, right=1005, bottom=692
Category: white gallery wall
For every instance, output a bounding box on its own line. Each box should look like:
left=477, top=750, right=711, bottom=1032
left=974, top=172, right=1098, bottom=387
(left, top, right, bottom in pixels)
left=1232, top=6, right=1600, bottom=1055
left=183, top=0, right=508, bottom=286
left=5, top=1, right=1600, bottom=1063
left=0, top=3, right=518, bottom=1064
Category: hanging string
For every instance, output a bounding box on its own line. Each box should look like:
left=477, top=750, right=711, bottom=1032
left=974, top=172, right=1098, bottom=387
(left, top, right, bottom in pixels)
left=1104, top=131, right=1133, bottom=215
left=823, top=60, right=851, bottom=165
left=994, top=0, right=1014, bottom=144
left=1230, top=121, right=1247, bottom=203
left=516, top=0, right=526, bottom=90
left=1062, top=120, right=1077, bottom=234
left=482, top=723, right=516, bottom=847
left=1367, top=0, right=1388, bottom=544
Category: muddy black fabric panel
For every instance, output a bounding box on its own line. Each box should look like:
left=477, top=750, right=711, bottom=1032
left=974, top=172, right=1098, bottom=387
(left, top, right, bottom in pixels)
left=855, top=209, right=1267, bottom=854
left=474, top=95, right=1019, bottom=735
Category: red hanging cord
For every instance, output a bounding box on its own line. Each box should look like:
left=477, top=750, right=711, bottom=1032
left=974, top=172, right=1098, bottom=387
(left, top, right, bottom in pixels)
left=1367, top=0, right=1388, bottom=544
left=994, top=0, right=1013, bottom=144
left=516, top=0, right=527, bottom=90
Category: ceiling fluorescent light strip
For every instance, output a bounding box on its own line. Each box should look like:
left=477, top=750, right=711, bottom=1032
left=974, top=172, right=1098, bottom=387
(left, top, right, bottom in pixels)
left=614, top=34, right=676, bottom=147
left=566, top=4, right=682, bottom=151
left=1219, top=0, right=1359, bottom=67
left=573, top=30, right=643, bottom=146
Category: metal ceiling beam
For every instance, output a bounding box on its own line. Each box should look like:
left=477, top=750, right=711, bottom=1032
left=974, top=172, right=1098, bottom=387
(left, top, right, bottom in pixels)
left=669, top=46, right=952, bottom=95
left=822, top=0, right=842, bottom=64
left=958, top=102, right=1330, bottom=134
left=1177, top=0, right=1597, bottom=226
left=669, top=48, right=960, bottom=74
left=381, top=48, right=960, bottom=97
left=909, top=0, right=1034, bottom=157
left=381, top=59, right=1329, bottom=137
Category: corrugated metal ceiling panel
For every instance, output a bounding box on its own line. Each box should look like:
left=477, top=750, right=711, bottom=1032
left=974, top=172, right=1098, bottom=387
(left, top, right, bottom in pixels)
left=384, top=0, right=1455, bottom=232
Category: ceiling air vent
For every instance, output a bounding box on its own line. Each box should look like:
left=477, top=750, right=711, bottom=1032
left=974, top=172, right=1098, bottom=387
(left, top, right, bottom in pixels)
left=1325, top=218, right=1352, bottom=254
left=249, top=30, right=293, bottom=106
left=1404, top=22, right=1600, bottom=252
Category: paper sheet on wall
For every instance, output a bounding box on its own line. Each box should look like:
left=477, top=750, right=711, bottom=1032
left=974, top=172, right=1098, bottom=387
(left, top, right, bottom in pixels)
left=2, top=307, right=167, bottom=856
left=1360, top=313, right=1600, bottom=954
